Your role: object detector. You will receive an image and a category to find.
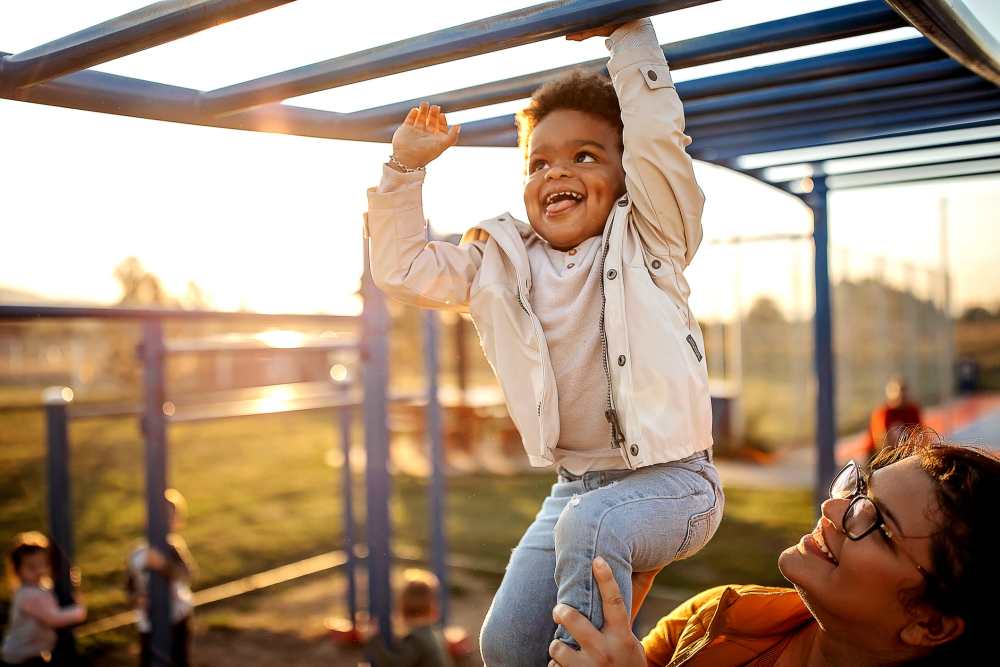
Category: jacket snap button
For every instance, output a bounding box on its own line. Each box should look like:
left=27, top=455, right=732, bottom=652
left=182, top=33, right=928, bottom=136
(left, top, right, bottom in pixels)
left=617, top=198, right=628, bottom=207
left=567, top=263, right=575, bottom=269
left=651, top=259, right=661, bottom=270
left=647, top=69, right=658, bottom=81
left=618, top=355, right=626, bottom=366
left=630, top=444, right=639, bottom=456
left=607, top=269, right=617, bottom=280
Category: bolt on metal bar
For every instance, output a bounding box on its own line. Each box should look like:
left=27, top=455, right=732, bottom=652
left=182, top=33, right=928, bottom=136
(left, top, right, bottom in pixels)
left=140, top=320, right=172, bottom=667
left=0, top=0, right=293, bottom=91
left=200, top=0, right=720, bottom=116
left=343, top=0, right=906, bottom=129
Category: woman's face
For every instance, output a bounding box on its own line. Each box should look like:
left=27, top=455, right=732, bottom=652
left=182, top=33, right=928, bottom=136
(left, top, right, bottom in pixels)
left=778, top=456, right=939, bottom=652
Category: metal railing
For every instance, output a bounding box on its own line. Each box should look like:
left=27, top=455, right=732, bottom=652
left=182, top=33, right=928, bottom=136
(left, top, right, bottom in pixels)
left=0, top=238, right=446, bottom=663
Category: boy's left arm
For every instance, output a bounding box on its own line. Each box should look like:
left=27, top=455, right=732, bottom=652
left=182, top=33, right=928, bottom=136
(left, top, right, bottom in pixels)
left=606, top=19, right=705, bottom=267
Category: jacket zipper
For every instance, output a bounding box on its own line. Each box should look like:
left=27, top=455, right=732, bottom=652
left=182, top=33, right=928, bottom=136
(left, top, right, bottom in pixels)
left=515, top=284, right=546, bottom=418
left=599, top=228, right=626, bottom=452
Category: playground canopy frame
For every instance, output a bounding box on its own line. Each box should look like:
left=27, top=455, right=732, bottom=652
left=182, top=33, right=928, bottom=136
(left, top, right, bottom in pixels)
left=2, top=1, right=999, bottom=664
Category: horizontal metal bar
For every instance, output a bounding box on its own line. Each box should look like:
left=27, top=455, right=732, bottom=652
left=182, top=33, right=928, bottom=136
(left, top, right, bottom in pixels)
left=0, top=56, right=402, bottom=141
left=201, top=0, right=719, bottom=116
left=692, top=101, right=1000, bottom=161
left=344, top=0, right=906, bottom=128
left=828, top=157, right=1000, bottom=189
left=888, top=0, right=1000, bottom=86
left=445, top=78, right=1000, bottom=149
left=0, top=0, right=292, bottom=91
left=684, top=58, right=964, bottom=116
left=678, top=37, right=942, bottom=100
left=692, top=86, right=999, bottom=138
left=773, top=150, right=1000, bottom=186
left=165, top=339, right=360, bottom=354
left=0, top=304, right=358, bottom=324
left=688, top=74, right=986, bottom=128
left=740, top=129, right=1000, bottom=170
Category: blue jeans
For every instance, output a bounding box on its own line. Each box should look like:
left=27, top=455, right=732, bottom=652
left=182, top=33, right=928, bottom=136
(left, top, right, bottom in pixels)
left=479, top=452, right=723, bottom=666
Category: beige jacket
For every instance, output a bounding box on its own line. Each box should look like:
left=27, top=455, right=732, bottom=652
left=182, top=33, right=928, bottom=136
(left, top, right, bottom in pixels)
left=366, top=21, right=711, bottom=469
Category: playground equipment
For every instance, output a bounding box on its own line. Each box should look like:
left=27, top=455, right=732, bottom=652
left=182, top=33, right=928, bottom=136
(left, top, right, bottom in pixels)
left=3, top=1, right=999, bottom=664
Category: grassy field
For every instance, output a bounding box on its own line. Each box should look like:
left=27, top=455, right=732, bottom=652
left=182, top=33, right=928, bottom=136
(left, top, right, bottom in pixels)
left=0, top=406, right=814, bottom=658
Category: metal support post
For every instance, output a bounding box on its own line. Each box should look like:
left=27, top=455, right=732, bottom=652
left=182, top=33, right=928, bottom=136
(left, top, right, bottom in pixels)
left=140, top=320, right=172, bottom=667
left=423, top=311, right=449, bottom=625
left=361, top=217, right=394, bottom=645
left=42, top=386, right=78, bottom=664
left=807, top=177, right=836, bottom=509
left=337, top=391, right=359, bottom=624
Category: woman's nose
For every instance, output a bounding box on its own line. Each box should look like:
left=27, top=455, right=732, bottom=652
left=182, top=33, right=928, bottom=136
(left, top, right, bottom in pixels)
left=820, top=497, right=847, bottom=531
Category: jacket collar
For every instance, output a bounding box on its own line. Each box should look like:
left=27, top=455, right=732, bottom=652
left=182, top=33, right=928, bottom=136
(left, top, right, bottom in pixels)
left=672, top=586, right=813, bottom=667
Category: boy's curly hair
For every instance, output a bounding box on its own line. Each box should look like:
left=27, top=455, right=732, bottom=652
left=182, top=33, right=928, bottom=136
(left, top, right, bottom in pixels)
left=516, top=69, right=623, bottom=166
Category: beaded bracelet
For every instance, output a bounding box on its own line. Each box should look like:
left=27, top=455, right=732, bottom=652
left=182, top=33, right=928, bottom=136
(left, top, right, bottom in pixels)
left=387, top=154, right=426, bottom=173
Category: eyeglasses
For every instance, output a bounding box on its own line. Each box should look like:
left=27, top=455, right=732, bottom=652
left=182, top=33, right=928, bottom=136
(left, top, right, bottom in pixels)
left=829, top=461, right=935, bottom=581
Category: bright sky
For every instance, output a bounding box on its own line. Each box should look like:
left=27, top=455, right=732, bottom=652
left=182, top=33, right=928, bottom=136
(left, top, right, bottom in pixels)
left=1, top=0, right=998, bottom=318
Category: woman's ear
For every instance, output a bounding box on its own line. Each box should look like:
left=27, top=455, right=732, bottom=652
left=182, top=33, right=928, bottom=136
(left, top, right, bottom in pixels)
left=900, top=609, right=965, bottom=649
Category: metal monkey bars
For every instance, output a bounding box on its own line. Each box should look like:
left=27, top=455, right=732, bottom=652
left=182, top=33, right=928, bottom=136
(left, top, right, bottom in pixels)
left=3, top=1, right=998, bottom=664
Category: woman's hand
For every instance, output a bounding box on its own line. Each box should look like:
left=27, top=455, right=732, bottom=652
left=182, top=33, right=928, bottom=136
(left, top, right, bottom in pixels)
left=391, top=102, right=461, bottom=169
left=548, top=557, right=647, bottom=667
left=565, top=24, right=625, bottom=41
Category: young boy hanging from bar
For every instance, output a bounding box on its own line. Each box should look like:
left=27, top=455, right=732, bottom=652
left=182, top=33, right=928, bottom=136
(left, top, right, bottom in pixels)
left=364, top=18, right=721, bottom=665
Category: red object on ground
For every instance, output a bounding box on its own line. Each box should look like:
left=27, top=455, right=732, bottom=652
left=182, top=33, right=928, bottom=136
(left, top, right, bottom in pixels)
left=444, top=625, right=476, bottom=659
left=326, top=616, right=362, bottom=646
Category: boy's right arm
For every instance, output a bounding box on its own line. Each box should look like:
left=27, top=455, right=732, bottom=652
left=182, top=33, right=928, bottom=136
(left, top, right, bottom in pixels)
left=367, top=103, right=483, bottom=311
left=21, top=590, right=86, bottom=628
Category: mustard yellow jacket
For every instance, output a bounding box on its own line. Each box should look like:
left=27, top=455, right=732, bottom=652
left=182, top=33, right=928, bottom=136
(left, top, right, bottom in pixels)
left=642, top=585, right=813, bottom=667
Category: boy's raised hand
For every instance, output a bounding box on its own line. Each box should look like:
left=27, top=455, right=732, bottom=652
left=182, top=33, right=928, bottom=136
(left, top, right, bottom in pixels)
left=391, top=102, right=461, bottom=169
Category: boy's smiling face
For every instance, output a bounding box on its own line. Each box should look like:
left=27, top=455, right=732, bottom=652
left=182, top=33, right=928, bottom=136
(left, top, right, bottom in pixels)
left=523, top=109, right=626, bottom=250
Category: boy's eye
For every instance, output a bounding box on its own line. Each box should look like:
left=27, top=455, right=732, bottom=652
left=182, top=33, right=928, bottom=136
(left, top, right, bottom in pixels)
left=529, top=159, right=548, bottom=174
left=576, top=152, right=597, bottom=164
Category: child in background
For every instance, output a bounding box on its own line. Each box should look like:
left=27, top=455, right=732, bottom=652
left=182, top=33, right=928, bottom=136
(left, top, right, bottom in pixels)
left=360, top=569, right=452, bottom=667
left=366, top=18, right=723, bottom=665
left=2, top=532, right=86, bottom=666
left=126, top=489, right=196, bottom=667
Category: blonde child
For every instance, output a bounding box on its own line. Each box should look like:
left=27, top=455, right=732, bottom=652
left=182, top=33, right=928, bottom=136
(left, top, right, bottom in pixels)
left=360, top=569, right=452, bottom=667
left=125, top=489, right=195, bottom=667
left=366, top=19, right=723, bottom=665
left=1, top=532, right=86, bottom=666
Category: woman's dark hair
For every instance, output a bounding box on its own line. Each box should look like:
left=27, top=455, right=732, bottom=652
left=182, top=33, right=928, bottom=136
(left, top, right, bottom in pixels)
left=516, top=69, right=623, bottom=166
left=870, top=426, right=1000, bottom=664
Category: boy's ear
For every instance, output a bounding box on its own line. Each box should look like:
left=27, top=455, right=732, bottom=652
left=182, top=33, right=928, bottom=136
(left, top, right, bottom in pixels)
left=900, top=608, right=965, bottom=649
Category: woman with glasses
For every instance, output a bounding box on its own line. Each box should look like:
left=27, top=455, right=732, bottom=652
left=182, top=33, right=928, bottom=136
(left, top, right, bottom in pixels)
left=546, top=427, right=999, bottom=666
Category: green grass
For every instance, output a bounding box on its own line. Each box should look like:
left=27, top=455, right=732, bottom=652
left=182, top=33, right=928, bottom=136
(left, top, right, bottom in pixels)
left=0, top=408, right=814, bottom=650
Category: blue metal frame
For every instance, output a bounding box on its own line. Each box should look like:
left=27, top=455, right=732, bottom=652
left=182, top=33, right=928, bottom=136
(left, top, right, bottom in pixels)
left=4, top=3, right=1000, bottom=663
